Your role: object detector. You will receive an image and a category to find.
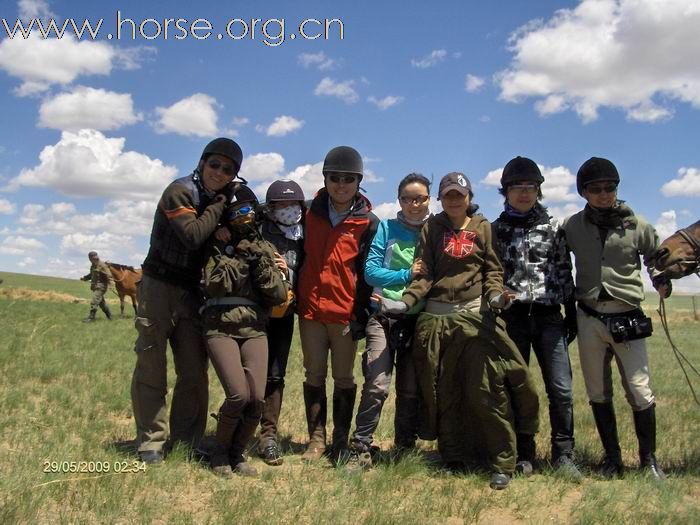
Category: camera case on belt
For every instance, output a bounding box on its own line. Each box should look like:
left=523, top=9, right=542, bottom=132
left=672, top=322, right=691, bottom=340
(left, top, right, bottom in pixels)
left=607, top=311, right=653, bottom=343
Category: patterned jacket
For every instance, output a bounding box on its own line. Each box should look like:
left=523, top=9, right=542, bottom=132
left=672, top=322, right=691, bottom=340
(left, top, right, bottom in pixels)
left=491, top=205, right=574, bottom=306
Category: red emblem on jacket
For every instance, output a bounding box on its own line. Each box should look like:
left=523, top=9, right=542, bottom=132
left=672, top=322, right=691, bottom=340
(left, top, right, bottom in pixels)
left=443, top=230, right=476, bottom=258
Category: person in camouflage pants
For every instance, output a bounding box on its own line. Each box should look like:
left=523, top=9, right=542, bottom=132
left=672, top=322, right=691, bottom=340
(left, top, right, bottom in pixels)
left=80, top=251, right=112, bottom=322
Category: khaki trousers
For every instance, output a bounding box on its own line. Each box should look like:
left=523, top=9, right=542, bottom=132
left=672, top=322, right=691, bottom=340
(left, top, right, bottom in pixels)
left=130, top=275, right=209, bottom=453
left=299, top=319, right=357, bottom=389
left=577, top=300, right=655, bottom=411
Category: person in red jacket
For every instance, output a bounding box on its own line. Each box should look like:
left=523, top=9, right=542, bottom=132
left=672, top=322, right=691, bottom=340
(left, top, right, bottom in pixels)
left=297, top=146, right=378, bottom=462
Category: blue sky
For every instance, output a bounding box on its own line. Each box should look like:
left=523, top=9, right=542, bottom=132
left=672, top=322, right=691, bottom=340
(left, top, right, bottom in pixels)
left=0, top=0, right=698, bottom=292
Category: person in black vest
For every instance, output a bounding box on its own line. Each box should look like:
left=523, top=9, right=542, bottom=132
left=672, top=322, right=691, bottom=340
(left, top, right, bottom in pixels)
left=131, top=138, right=244, bottom=464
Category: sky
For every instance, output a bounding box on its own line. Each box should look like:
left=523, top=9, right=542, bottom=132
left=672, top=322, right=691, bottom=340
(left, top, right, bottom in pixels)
left=0, top=0, right=698, bottom=292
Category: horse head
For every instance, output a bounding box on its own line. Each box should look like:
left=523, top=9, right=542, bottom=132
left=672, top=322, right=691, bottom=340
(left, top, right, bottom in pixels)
left=654, top=220, right=700, bottom=279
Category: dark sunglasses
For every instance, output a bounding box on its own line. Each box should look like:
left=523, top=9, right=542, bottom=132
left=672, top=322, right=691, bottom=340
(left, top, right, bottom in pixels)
left=207, top=158, right=237, bottom=177
left=227, top=205, right=254, bottom=220
left=586, top=183, right=618, bottom=194
left=399, top=195, right=430, bottom=205
left=327, top=174, right=358, bottom=184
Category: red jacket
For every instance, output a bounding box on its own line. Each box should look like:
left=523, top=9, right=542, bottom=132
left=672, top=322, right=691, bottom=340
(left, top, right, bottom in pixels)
left=297, top=189, right=378, bottom=329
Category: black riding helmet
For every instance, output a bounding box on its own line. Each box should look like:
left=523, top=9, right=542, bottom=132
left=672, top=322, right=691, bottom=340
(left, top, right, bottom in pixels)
left=266, top=179, right=305, bottom=203
left=322, top=146, right=363, bottom=181
left=501, top=156, right=544, bottom=188
left=201, top=137, right=243, bottom=172
left=576, top=157, right=620, bottom=196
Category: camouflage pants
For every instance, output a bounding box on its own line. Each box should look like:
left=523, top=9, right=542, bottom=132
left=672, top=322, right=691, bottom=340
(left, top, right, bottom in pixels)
left=89, top=286, right=111, bottom=318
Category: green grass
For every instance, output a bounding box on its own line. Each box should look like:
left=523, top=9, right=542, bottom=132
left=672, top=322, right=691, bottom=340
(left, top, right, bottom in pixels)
left=1, top=274, right=699, bottom=524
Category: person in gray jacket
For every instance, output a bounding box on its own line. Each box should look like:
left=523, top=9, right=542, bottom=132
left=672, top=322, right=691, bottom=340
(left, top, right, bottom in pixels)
left=563, top=157, right=671, bottom=480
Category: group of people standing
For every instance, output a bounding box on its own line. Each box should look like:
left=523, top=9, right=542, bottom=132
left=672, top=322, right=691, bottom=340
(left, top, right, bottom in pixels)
left=126, top=136, right=671, bottom=490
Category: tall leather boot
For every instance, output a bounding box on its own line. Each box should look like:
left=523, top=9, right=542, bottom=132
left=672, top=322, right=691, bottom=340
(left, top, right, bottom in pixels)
left=394, top=394, right=418, bottom=452
left=258, top=381, right=284, bottom=466
left=82, top=309, right=97, bottom=323
left=331, top=385, right=357, bottom=463
left=633, top=403, right=666, bottom=481
left=211, top=412, right=238, bottom=478
left=302, top=383, right=327, bottom=461
left=229, top=401, right=262, bottom=477
left=590, top=402, right=624, bottom=477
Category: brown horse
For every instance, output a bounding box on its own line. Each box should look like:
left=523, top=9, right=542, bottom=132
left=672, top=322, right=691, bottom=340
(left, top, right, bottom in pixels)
left=654, top=220, right=700, bottom=279
left=106, top=262, right=142, bottom=317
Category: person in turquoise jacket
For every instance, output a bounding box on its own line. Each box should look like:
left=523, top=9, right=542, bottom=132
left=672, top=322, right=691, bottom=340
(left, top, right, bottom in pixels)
left=346, top=173, right=431, bottom=471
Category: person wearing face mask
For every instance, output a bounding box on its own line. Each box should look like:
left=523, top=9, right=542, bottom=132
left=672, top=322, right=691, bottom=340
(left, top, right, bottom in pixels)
left=131, top=138, right=243, bottom=465
left=297, top=146, right=379, bottom=463
left=491, top=156, right=581, bottom=480
left=345, top=173, right=431, bottom=472
left=563, top=157, right=671, bottom=481
left=201, top=186, right=289, bottom=477
left=254, top=179, right=306, bottom=466
left=374, top=172, right=540, bottom=490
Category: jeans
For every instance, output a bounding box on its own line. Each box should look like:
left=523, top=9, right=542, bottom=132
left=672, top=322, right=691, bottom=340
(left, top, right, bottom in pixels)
left=501, top=306, right=575, bottom=460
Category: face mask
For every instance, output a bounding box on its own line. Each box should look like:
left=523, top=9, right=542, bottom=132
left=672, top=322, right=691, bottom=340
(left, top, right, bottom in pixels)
left=271, top=203, right=302, bottom=226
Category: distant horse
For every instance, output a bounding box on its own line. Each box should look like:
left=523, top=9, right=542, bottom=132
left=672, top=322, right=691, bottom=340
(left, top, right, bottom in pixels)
left=106, top=262, right=142, bottom=317
left=654, top=220, right=700, bottom=279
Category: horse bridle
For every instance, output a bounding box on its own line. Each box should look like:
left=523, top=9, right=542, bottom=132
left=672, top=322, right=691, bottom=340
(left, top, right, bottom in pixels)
left=677, top=226, right=700, bottom=266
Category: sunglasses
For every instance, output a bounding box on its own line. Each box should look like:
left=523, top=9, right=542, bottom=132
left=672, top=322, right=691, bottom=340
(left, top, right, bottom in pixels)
left=207, top=158, right=237, bottom=177
left=399, top=195, right=430, bottom=205
left=509, top=184, right=539, bottom=193
left=327, top=174, right=358, bottom=184
left=586, top=183, right=618, bottom=194
left=227, top=205, right=254, bottom=220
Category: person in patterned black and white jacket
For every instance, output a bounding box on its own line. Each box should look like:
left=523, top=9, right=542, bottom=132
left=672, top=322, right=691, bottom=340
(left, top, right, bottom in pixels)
left=491, top=156, right=582, bottom=480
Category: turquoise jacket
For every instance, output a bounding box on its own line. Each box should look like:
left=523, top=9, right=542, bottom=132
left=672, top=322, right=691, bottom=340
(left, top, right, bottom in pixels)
left=364, top=217, right=424, bottom=314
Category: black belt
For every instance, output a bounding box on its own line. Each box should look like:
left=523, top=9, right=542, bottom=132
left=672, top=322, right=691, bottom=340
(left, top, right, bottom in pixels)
left=578, top=302, right=642, bottom=322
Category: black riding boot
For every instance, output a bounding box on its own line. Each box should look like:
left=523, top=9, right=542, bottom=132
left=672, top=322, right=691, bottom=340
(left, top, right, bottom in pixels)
left=633, top=403, right=666, bottom=481
left=590, top=402, right=624, bottom=477
left=331, top=385, right=357, bottom=463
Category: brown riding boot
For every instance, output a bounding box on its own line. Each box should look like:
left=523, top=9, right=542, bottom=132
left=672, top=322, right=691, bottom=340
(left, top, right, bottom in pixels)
left=302, top=383, right=327, bottom=461
left=211, top=412, right=238, bottom=478
left=331, top=385, right=357, bottom=463
left=258, top=382, right=284, bottom=466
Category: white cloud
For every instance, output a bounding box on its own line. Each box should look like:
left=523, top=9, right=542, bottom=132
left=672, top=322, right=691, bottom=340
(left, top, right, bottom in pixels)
left=372, top=201, right=401, bottom=220
left=59, top=231, right=134, bottom=259
left=16, top=199, right=157, bottom=237
left=17, top=256, right=36, bottom=268
left=411, top=49, right=448, bottom=68
left=661, top=167, right=700, bottom=197
left=548, top=203, right=581, bottom=221
left=367, top=95, right=404, bottom=110
left=0, top=35, right=111, bottom=96
left=232, top=117, right=249, bottom=126
left=38, top=86, right=142, bottom=131
left=298, top=51, right=336, bottom=71
left=261, top=115, right=305, bottom=137
left=18, top=0, right=54, bottom=21
left=655, top=210, right=678, bottom=240
left=154, top=93, right=219, bottom=137
left=0, top=235, right=46, bottom=255
left=314, top=77, right=359, bottom=104
left=498, top=0, right=700, bottom=123
left=465, top=74, right=485, bottom=93
left=482, top=163, right=579, bottom=204
left=239, top=153, right=285, bottom=184
left=0, top=198, right=16, bottom=214
left=7, top=129, right=177, bottom=199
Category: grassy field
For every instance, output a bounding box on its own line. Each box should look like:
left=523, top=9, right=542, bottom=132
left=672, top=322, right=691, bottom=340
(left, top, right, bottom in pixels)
left=1, top=270, right=699, bottom=524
